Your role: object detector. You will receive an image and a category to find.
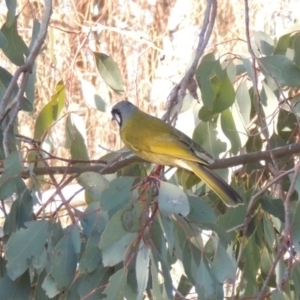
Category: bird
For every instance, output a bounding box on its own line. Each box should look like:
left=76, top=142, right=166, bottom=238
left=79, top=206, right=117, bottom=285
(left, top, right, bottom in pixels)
left=111, top=100, right=243, bottom=207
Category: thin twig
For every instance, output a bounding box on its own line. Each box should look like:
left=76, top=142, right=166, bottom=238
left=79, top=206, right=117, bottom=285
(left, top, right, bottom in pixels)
left=163, top=0, right=217, bottom=121
left=0, top=0, right=53, bottom=155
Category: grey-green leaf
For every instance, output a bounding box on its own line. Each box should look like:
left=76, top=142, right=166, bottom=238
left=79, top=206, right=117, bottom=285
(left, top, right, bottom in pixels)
left=94, top=52, right=124, bottom=94
left=158, top=181, right=190, bottom=217
left=5, top=220, right=50, bottom=280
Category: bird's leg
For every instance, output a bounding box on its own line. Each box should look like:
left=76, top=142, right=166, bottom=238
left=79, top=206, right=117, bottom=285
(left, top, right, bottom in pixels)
left=150, top=165, right=164, bottom=178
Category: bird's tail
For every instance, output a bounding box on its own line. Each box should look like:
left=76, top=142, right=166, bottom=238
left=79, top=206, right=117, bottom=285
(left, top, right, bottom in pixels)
left=188, top=162, right=243, bottom=207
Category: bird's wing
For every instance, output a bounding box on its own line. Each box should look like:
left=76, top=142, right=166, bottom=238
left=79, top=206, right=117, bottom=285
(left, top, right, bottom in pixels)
left=122, top=116, right=214, bottom=165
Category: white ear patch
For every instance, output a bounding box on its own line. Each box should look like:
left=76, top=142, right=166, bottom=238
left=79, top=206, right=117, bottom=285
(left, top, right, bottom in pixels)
left=114, top=113, right=121, bottom=124
left=112, top=111, right=122, bottom=126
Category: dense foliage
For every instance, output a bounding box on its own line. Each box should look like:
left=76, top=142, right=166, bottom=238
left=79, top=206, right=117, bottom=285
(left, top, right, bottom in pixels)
left=1, top=1, right=300, bottom=300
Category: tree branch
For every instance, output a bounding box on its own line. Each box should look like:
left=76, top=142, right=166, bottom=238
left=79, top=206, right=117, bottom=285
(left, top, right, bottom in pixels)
left=163, top=0, right=217, bottom=121
left=0, top=0, right=53, bottom=156
left=16, top=142, right=300, bottom=178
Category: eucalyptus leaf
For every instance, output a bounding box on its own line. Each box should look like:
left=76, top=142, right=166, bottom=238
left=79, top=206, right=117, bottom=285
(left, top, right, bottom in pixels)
left=102, top=232, right=137, bottom=266
left=78, top=172, right=109, bottom=203
left=158, top=181, right=190, bottom=217
left=220, top=109, right=241, bottom=155
left=93, top=52, right=124, bottom=94
left=50, top=234, right=77, bottom=290
left=100, top=177, right=135, bottom=214
left=0, top=15, right=29, bottom=66
left=34, top=81, right=65, bottom=141
left=258, top=55, right=300, bottom=88
left=5, top=220, right=50, bottom=280
left=136, top=240, right=150, bottom=300
left=103, top=268, right=127, bottom=299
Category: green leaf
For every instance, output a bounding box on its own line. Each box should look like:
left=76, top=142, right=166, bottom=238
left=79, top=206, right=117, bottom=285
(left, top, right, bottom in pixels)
left=176, top=275, right=193, bottom=298
left=103, top=268, right=127, bottom=299
left=0, top=15, right=29, bottom=66
left=0, top=31, right=8, bottom=48
left=200, top=222, right=231, bottom=247
left=220, top=109, right=241, bottom=154
left=158, top=181, right=190, bottom=217
left=253, top=31, right=275, bottom=56
left=240, top=235, right=260, bottom=296
left=195, top=258, right=215, bottom=299
left=81, top=202, right=108, bottom=236
left=5, top=220, right=50, bottom=280
left=34, top=81, right=65, bottom=141
left=5, top=0, right=17, bottom=27
left=242, top=58, right=256, bottom=85
left=50, top=234, right=77, bottom=290
left=0, top=272, right=30, bottom=300
left=211, top=241, right=236, bottom=283
left=292, top=201, right=300, bottom=253
left=99, top=205, right=133, bottom=251
left=158, top=213, right=174, bottom=254
left=150, top=246, right=173, bottom=300
left=258, top=55, right=300, bottom=88
left=101, top=177, right=135, bottom=213
left=79, top=233, right=102, bottom=274
left=193, top=120, right=227, bottom=159
left=65, top=113, right=90, bottom=164
left=122, top=203, right=143, bottom=232
left=196, top=54, right=216, bottom=110
left=293, top=33, right=300, bottom=68
left=0, top=66, right=27, bottom=105
left=102, top=232, right=137, bottom=266
left=291, top=262, right=300, bottom=299
left=136, top=240, right=150, bottom=300
left=261, top=197, right=285, bottom=222
left=77, top=265, right=112, bottom=299
left=0, top=151, right=22, bottom=197
left=274, top=33, right=291, bottom=55
left=78, top=172, right=109, bottom=203
left=197, top=58, right=235, bottom=115
left=263, top=215, right=275, bottom=251
left=93, top=52, right=124, bottom=94
left=187, top=196, right=217, bottom=224
left=41, top=274, right=60, bottom=298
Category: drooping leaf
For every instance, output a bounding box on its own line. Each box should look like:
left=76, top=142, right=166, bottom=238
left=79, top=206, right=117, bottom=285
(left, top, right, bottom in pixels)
left=34, top=81, right=65, bottom=141
left=195, top=257, right=216, bottom=299
left=158, top=181, right=190, bottom=217
left=78, top=172, right=109, bottom=203
left=5, top=220, right=50, bottom=280
left=187, top=196, right=217, bottom=224
left=93, top=52, right=124, bottom=94
left=79, top=233, right=102, bottom=274
left=258, top=55, right=300, bottom=88
left=81, top=202, right=108, bottom=237
left=220, top=109, right=241, bottom=155
left=292, top=201, right=300, bottom=253
left=65, top=112, right=90, bottom=164
left=50, top=234, right=77, bottom=291
left=211, top=241, right=236, bottom=284
left=0, top=272, right=30, bottom=300
left=0, top=15, right=29, bottom=66
left=197, top=57, right=235, bottom=116
left=0, top=31, right=7, bottom=48
left=103, top=268, right=127, bottom=299
left=100, top=177, right=135, bottom=214
left=193, top=120, right=227, bottom=159
left=136, top=240, right=150, bottom=300
left=99, top=205, right=132, bottom=251
left=253, top=31, right=275, bottom=56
